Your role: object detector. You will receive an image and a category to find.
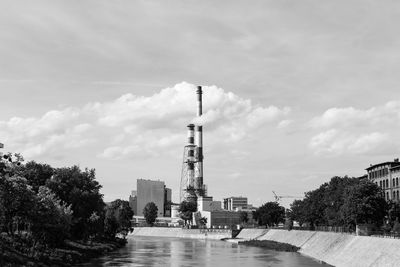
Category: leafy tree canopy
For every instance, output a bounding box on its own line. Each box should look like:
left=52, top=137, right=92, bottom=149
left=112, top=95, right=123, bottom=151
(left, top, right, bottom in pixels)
left=104, top=199, right=134, bottom=239
left=178, top=201, right=197, bottom=225
left=341, top=181, right=387, bottom=226
left=46, top=166, right=105, bottom=239
left=143, top=202, right=158, bottom=226
left=254, top=202, right=285, bottom=227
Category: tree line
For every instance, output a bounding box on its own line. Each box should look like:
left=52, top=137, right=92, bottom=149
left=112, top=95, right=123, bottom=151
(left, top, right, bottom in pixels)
left=0, top=153, right=134, bottom=264
left=288, top=176, right=389, bottom=231
left=250, top=176, right=400, bottom=233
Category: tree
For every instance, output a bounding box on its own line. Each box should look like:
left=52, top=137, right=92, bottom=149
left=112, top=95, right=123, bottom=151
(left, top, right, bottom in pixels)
left=21, top=161, right=54, bottom=193
left=199, top=217, right=208, bottom=228
left=30, top=187, right=73, bottom=247
left=46, top=166, right=105, bottom=239
left=288, top=176, right=361, bottom=229
left=341, top=180, right=387, bottom=227
left=254, top=202, right=285, bottom=227
left=0, top=176, right=36, bottom=235
left=178, top=201, right=197, bottom=226
left=104, top=199, right=134, bottom=239
left=239, top=211, right=249, bottom=225
left=323, top=176, right=359, bottom=226
left=289, top=200, right=306, bottom=227
left=0, top=153, right=24, bottom=177
left=143, top=202, right=158, bottom=226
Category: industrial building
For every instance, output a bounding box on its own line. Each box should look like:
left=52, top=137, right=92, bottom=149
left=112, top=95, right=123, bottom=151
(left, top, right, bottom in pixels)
left=175, top=86, right=249, bottom=228
left=366, top=158, right=400, bottom=202
left=134, top=179, right=172, bottom=217
left=223, top=196, right=248, bottom=211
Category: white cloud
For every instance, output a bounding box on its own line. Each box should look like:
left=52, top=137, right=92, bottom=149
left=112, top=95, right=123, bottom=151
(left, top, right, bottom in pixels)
left=0, top=108, right=93, bottom=158
left=310, top=130, right=391, bottom=155
left=277, top=119, right=293, bottom=129
left=309, top=101, right=400, bottom=129
left=309, top=101, right=400, bottom=155
left=91, top=82, right=291, bottom=158
left=1, top=82, right=291, bottom=160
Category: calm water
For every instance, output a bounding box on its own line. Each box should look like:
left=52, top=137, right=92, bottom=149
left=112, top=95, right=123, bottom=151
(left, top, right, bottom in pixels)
left=80, top=236, right=327, bottom=267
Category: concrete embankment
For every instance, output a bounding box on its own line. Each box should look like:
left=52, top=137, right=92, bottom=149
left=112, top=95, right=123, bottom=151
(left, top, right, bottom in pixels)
left=257, top=229, right=400, bottom=267
left=131, top=227, right=232, bottom=240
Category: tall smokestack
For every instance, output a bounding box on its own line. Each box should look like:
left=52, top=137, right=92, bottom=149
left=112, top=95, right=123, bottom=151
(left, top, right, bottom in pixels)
left=196, top=86, right=202, bottom=117
left=195, top=86, right=204, bottom=195
left=187, top=124, right=195, bottom=188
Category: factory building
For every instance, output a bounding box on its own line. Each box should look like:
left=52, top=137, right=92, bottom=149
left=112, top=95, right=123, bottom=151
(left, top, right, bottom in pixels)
left=223, top=196, right=248, bottom=211
left=197, top=196, right=222, bottom=212
left=366, top=158, right=400, bottom=202
left=135, top=179, right=172, bottom=217
left=196, top=210, right=242, bottom=229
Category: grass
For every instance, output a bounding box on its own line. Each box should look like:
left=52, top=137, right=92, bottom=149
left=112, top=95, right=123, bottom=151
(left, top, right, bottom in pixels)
left=239, top=239, right=300, bottom=252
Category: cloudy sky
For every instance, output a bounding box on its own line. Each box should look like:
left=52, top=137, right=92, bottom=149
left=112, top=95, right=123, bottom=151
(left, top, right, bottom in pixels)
left=1, top=0, right=400, bottom=206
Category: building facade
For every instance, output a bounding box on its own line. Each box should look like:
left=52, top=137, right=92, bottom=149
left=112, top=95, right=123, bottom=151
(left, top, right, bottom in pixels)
left=129, top=190, right=137, bottom=215
left=366, top=158, right=400, bottom=202
left=223, top=196, right=248, bottom=211
left=164, top=187, right=172, bottom=217
left=136, top=179, right=171, bottom=217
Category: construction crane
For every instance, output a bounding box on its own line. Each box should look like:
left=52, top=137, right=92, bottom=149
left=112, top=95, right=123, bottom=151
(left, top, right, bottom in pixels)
left=272, top=191, right=302, bottom=202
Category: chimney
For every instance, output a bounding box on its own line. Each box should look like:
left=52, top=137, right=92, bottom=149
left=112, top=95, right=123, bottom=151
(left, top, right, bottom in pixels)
left=196, top=85, right=202, bottom=117
left=187, top=124, right=195, bottom=145
left=395, top=158, right=399, bottom=163
left=187, top=124, right=195, bottom=188
left=195, top=86, right=204, bottom=194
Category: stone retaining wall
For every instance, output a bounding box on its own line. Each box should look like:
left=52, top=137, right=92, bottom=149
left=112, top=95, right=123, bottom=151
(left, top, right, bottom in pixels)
left=259, top=229, right=400, bottom=267
left=131, top=227, right=232, bottom=240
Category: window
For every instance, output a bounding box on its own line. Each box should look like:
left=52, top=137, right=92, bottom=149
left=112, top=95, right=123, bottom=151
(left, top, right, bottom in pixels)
left=386, top=179, right=389, bottom=188
left=397, top=178, right=399, bottom=187
left=381, top=180, right=384, bottom=189
left=393, top=191, right=395, bottom=199
left=387, top=192, right=390, bottom=200
left=397, top=191, right=399, bottom=201
left=393, top=178, right=395, bottom=187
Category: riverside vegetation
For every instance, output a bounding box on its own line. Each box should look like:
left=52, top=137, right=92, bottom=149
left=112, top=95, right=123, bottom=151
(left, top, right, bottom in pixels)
left=240, top=240, right=299, bottom=252
left=0, top=153, right=134, bottom=266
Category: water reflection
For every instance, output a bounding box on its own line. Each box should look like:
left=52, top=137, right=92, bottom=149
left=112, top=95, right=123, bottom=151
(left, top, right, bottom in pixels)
left=80, top=236, right=326, bottom=267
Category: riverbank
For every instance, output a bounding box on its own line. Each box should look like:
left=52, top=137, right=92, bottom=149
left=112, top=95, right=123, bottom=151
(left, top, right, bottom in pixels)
left=239, top=229, right=400, bottom=267
left=131, top=227, right=232, bottom=240
left=0, top=234, right=126, bottom=267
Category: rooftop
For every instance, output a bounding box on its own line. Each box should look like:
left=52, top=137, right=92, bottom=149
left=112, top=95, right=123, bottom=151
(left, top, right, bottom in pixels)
left=366, top=160, right=400, bottom=171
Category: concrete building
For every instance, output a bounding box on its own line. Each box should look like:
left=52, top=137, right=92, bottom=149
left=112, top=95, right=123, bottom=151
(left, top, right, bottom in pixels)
left=164, top=187, right=172, bottom=217
left=223, top=196, right=248, bottom=211
left=196, top=210, right=242, bottom=229
left=197, top=196, right=222, bottom=212
left=136, top=179, right=172, bottom=217
left=366, top=158, right=400, bottom=202
left=129, top=190, right=137, bottom=215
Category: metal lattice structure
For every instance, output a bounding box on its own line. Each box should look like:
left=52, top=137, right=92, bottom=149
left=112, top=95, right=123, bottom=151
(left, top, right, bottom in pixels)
left=179, top=86, right=207, bottom=203
left=179, top=145, right=207, bottom=203
left=180, top=145, right=196, bottom=202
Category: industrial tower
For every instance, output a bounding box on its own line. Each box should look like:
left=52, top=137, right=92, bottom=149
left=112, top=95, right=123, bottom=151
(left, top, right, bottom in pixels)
left=179, top=86, right=207, bottom=202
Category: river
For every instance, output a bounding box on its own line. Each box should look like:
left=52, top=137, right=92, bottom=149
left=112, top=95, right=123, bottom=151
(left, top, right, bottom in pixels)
left=80, top=236, right=328, bottom=267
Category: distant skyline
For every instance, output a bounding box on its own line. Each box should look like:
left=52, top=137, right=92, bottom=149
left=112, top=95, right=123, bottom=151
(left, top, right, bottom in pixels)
left=1, top=0, right=400, bottom=207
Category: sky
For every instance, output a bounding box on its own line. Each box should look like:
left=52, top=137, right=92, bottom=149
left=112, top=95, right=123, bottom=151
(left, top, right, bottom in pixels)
left=1, top=0, right=400, bottom=207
